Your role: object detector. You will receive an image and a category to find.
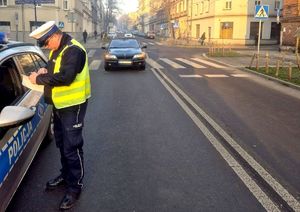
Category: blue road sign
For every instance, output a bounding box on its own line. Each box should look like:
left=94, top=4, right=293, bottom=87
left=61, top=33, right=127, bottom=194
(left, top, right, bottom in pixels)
left=15, top=0, right=54, bottom=4
left=255, top=5, right=269, bottom=19
left=58, top=21, right=64, bottom=29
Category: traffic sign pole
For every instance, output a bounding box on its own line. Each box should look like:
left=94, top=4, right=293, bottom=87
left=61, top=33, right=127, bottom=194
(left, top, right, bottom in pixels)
left=257, top=20, right=261, bottom=55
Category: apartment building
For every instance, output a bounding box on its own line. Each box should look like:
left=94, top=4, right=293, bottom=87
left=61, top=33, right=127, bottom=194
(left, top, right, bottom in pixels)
left=281, top=0, right=300, bottom=46
left=0, top=0, right=103, bottom=42
left=168, top=0, right=281, bottom=45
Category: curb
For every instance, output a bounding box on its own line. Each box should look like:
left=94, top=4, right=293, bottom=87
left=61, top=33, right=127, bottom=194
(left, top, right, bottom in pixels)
left=202, top=53, right=300, bottom=92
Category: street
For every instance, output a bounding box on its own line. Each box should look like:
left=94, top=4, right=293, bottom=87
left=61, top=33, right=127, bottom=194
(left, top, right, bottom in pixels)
left=7, top=37, right=300, bottom=211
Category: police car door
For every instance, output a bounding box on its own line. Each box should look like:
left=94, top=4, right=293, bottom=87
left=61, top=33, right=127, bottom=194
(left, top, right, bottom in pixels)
left=0, top=54, right=50, bottom=211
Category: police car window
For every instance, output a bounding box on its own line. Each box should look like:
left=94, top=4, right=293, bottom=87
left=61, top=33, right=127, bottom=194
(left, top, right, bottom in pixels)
left=16, top=54, right=37, bottom=75
left=32, top=54, right=47, bottom=68
left=0, top=58, right=23, bottom=112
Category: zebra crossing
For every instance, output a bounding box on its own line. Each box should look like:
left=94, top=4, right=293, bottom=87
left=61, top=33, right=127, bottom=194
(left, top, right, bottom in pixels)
left=87, top=49, right=250, bottom=79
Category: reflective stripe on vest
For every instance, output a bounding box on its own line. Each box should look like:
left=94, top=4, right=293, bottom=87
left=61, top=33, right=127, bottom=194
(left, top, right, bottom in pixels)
left=49, top=39, right=91, bottom=109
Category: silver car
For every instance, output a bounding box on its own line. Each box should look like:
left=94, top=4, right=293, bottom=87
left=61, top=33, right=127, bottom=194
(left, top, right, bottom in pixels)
left=0, top=35, right=53, bottom=211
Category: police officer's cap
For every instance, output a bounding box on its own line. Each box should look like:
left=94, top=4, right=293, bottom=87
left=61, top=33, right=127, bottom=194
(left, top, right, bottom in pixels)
left=29, top=21, right=59, bottom=47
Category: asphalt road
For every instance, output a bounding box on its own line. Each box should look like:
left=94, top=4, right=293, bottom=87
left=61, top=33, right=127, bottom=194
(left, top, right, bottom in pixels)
left=7, top=37, right=300, bottom=211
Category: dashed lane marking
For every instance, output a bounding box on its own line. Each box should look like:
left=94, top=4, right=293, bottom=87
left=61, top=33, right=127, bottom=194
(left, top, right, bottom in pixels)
left=160, top=58, right=186, bottom=69
left=176, top=58, right=206, bottom=68
left=146, top=58, right=164, bottom=69
left=205, top=74, right=229, bottom=78
left=231, top=74, right=250, bottom=77
left=191, top=58, right=227, bottom=69
left=87, top=50, right=96, bottom=58
left=89, top=60, right=102, bottom=71
left=179, top=74, right=202, bottom=78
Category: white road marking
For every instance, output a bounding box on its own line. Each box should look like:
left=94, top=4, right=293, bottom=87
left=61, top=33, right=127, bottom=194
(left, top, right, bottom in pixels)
left=205, top=74, right=229, bottom=78
left=160, top=58, right=186, bottom=69
left=146, top=58, right=164, bottom=69
left=148, top=42, right=155, bottom=45
left=151, top=67, right=300, bottom=211
left=191, top=58, right=226, bottom=69
left=179, top=74, right=202, bottom=78
left=87, top=50, right=96, bottom=58
left=151, top=68, right=279, bottom=211
left=231, top=74, right=250, bottom=77
left=89, top=60, right=102, bottom=71
left=176, top=58, right=206, bottom=68
left=156, top=42, right=163, bottom=45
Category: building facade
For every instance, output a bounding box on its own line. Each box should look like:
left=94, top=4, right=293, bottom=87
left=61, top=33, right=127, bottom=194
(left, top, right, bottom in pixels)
left=0, top=0, right=103, bottom=42
left=281, top=0, right=300, bottom=46
left=138, top=0, right=282, bottom=45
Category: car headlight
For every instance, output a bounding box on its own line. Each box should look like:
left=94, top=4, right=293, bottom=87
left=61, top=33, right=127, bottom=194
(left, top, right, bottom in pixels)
left=133, top=52, right=146, bottom=59
left=105, top=54, right=117, bottom=60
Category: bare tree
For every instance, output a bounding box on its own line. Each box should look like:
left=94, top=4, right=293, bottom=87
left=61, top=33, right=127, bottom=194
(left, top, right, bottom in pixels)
left=104, top=0, right=120, bottom=32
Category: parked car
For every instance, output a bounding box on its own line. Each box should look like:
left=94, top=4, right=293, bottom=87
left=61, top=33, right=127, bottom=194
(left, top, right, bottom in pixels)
left=107, top=32, right=117, bottom=39
left=102, top=38, right=147, bottom=71
left=0, top=32, right=53, bottom=211
left=146, top=31, right=155, bottom=39
left=124, top=33, right=134, bottom=38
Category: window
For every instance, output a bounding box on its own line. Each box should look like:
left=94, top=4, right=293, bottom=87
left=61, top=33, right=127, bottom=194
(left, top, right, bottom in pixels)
left=200, top=1, right=204, bottom=13
left=32, top=54, right=47, bottom=68
left=0, top=21, right=10, bottom=32
left=275, top=1, right=280, bottom=10
left=29, top=21, right=45, bottom=31
left=183, top=0, right=186, bottom=11
left=206, top=0, right=210, bottom=13
left=220, top=22, right=233, bottom=39
left=0, top=58, right=24, bottom=112
left=63, top=0, right=68, bottom=10
left=180, top=1, right=183, bottom=12
left=196, top=24, right=200, bottom=38
left=225, top=1, right=232, bottom=10
left=17, top=54, right=37, bottom=76
left=0, top=0, right=7, bottom=6
left=195, top=4, right=199, bottom=16
left=255, top=1, right=261, bottom=5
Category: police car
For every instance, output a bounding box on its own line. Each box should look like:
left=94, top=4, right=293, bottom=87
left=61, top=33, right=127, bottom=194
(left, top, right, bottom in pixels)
left=0, top=32, right=53, bottom=211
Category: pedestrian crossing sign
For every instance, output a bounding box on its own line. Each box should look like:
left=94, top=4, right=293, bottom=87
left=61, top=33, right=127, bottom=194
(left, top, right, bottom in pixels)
left=255, top=5, right=269, bottom=19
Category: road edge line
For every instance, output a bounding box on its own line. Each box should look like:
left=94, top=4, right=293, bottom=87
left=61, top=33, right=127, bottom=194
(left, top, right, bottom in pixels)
left=152, top=67, right=300, bottom=211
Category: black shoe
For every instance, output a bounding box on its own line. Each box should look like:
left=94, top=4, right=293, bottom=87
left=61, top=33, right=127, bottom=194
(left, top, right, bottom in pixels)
left=59, top=192, right=80, bottom=210
left=46, top=175, right=66, bottom=190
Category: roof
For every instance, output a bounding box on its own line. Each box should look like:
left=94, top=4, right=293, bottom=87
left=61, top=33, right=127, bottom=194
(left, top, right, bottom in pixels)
left=0, top=42, right=46, bottom=62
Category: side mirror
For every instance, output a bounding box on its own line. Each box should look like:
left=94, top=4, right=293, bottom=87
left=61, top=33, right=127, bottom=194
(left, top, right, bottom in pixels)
left=142, top=45, right=147, bottom=49
left=0, top=106, right=35, bottom=128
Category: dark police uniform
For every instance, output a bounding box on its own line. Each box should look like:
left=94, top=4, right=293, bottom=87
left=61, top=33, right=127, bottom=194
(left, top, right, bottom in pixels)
left=36, top=33, right=89, bottom=195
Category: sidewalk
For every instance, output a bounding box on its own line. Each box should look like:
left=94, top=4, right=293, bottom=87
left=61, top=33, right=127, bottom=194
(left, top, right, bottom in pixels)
left=82, top=36, right=102, bottom=49
left=205, top=46, right=299, bottom=68
left=203, top=46, right=300, bottom=91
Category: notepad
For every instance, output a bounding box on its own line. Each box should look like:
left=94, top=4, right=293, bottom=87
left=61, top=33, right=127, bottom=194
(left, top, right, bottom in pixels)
left=22, top=74, right=44, bottom=93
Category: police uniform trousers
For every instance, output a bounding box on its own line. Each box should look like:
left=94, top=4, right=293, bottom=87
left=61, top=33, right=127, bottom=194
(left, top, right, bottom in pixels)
left=53, top=101, right=88, bottom=194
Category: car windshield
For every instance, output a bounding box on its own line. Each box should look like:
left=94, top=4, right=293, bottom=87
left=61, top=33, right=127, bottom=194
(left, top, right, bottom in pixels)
left=109, top=39, right=139, bottom=48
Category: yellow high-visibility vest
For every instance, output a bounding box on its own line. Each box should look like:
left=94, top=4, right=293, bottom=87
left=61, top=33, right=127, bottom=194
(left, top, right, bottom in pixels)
left=49, top=39, right=91, bottom=109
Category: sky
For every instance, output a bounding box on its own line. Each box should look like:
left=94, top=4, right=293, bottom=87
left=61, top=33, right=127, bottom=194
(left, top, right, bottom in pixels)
left=119, top=0, right=138, bottom=14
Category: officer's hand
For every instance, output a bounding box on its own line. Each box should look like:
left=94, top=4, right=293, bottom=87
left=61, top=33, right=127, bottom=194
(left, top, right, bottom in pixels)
left=37, top=67, right=48, bottom=75
left=29, top=72, right=38, bottom=84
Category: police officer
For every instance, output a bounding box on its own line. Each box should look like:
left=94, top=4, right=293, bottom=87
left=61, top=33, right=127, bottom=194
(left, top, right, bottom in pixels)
left=29, top=21, right=91, bottom=210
